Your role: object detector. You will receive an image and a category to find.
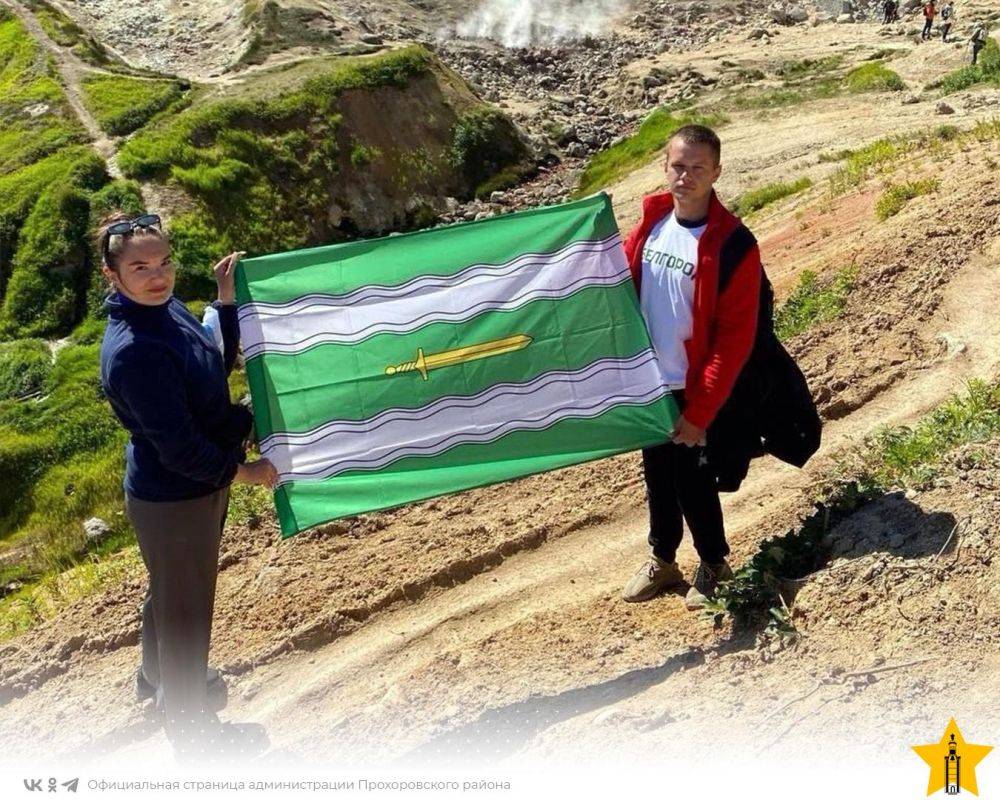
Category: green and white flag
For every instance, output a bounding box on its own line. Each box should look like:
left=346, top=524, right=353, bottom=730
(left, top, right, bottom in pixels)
left=236, top=193, right=677, bottom=537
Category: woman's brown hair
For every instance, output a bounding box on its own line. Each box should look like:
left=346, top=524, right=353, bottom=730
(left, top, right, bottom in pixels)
left=95, top=212, right=168, bottom=272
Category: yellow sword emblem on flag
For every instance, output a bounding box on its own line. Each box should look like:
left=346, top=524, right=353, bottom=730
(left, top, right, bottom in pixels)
left=384, top=334, right=533, bottom=380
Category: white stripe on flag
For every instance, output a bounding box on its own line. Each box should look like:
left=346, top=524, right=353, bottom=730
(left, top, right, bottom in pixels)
left=240, top=235, right=628, bottom=359
left=263, top=351, right=669, bottom=484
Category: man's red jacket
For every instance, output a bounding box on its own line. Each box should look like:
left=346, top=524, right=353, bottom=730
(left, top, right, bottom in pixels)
left=622, top=189, right=762, bottom=431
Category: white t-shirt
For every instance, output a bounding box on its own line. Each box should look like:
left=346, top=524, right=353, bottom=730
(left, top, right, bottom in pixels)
left=639, top=211, right=707, bottom=389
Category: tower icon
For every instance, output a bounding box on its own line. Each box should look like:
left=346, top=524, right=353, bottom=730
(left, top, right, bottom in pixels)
left=946, top=733, right=961, bottom=794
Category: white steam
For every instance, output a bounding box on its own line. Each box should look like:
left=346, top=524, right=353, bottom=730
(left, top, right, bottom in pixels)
left=453, top=0, right=630, bottom=48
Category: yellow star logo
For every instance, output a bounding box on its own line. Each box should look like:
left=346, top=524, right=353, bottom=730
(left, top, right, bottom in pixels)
left=912, top=719, right=993, bottom=796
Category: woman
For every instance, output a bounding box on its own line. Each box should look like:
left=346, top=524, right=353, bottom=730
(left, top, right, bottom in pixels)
left=97, top=212, right=275, bottom=760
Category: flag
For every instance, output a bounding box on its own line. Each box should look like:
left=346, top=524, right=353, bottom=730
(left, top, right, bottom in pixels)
left=236, top=193, right=677, bottom=536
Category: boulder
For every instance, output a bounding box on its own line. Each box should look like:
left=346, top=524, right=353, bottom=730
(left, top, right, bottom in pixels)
left=768, top=3, right=792, bottom=24
left=787, top=5, right=810, bottom=23
left=935, top=101, right=955, bottom=115
left=836, top=13, right=856, bottom=24
left=84, top=517, right=112, bottom=543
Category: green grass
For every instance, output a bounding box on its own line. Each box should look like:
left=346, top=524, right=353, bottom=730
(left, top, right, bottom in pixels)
left=81, top=74, right=186, bottom=136
left=118, top=46, right=525, bottom=281
left=732, top=177, right=811, bottom=217
left=0, top=339, right=125, bottom=541
left=723, top=59, right=902, bottom=113
left=705, top=379, right=1000, bottom=635
left=23, top=0, right=118, bottom=70
left=0, top=147, right=107, bottom=320
left=574, top=107, right=726, bottom=196
left=852, top=379, right=1000, bottom=491
left=828, top=136, right=910, bottom=194
left=0, top=338, right=51, bottom=400
left=774, top=266, right=857, bottom=342
left=0, top=13, right=86, bottom=174
left=930, top=38, right=1000, bottom=95
left=349, top=142, right=382, bottom=168
left=844, top=62, right=905, bottom=93
left=874, top=178, right=940, bottom=220
left=449, top=107, right=528, bottom=195
left=0, top=541, right=142, bottom=641
left=0, top=154, right=111, bottom=339
left=723, top=82, right=839, bottom=112
left=0, top=12, right=112, bottom=331
left=826, top=123, right=971, bottom=195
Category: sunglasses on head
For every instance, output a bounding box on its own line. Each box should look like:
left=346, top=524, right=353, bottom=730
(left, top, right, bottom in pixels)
left=105, top=213, right=161, bottom=237
left=102, top=214, right=162, bottom=264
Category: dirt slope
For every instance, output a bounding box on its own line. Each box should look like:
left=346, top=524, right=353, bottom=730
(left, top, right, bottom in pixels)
left=1, top=0, right=999, bottom=771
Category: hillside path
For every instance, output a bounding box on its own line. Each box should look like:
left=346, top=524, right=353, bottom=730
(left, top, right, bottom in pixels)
left=2, top=0, right=121, bottom=172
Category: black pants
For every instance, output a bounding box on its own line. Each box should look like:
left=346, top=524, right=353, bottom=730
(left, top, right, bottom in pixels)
left=641, top=391, right=728, bottom=564
left=941, top=22, right=951, bottom=41
left=127, top=488, right=228, bottom=741
left=883, top=9, right=892, bottom=23
left=973, top=42, right=984, bottom=64
left=922, top=19, right=933, bottom=39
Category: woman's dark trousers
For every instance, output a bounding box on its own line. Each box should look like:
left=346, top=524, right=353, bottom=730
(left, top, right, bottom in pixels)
left=127, top=488, right=229, bottom=742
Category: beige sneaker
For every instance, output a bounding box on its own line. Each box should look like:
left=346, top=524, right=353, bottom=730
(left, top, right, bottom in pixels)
left=684, top=560, right=734, bottom=610
left=622, top=555, right=684, bottom=602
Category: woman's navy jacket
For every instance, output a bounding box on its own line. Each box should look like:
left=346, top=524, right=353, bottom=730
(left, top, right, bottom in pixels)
left=99, top=293, right=252, bottom=502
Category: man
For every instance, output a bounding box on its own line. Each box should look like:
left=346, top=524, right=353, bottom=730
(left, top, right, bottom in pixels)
left=971, top=21, right=988, bottom=64
left=882, top=0, right=896, bottom=24
left=621, top=125, right=762, bottom=609
left=940, top=1, right=954, bottom=41
left=922, top=1, right=936, bottom=40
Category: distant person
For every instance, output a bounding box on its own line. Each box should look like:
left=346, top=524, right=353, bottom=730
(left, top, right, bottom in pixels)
left=620, top=125, right=762, bottom=609
left=940, top=1, right=954, bottom=41
left=882, top=0, right=896, bottom=24
left=922, top=1, right=936, bottom=40
left=971, top=21, right=988, bottom=63
left=97, top=212, right=276, bottom=762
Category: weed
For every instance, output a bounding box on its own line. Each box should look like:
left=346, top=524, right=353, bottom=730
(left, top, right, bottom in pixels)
left=732, top=177, right=812, bottom=217
left=228, top=482, right=272, bottom=530
left=930, top=38, right=1000, bottom=95
left=349, top=143, right=381, bottom=168
left=828, top=137, right=909, bottom=194
left=846, top=379, right=1000, bottom=492
left=707, top=380, right=999, bottom=635
left=874, top=178, right=939, bottom=220
left=774, top=266, right=857, bottom=341
left=844, top=62, right=905, bottom=93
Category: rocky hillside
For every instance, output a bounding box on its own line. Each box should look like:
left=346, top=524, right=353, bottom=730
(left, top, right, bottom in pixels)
left=0, top=0, right=530, bottom=598
left=0, top=0, right=998, bottom=777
